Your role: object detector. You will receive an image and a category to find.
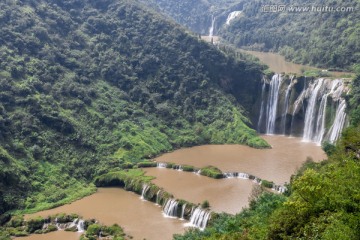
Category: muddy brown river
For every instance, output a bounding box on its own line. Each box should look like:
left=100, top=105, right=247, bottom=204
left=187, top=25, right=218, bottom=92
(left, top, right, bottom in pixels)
left=145, top=168, right=255, bottom=214
left=21, top=135, right=326, bottom=240
left=156, top=135, right=326, bottom=185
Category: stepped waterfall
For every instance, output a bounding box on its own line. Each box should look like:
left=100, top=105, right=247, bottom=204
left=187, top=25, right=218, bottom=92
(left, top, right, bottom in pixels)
left=258, top=75, right=348, bottom=144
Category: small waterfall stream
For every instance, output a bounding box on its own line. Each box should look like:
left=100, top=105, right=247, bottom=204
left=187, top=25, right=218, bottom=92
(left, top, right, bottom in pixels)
left=187, top=208, right=211, bottom=230
left=209, top=15, right=215, bottom=37
left=141, top=184, right=150, bottom=200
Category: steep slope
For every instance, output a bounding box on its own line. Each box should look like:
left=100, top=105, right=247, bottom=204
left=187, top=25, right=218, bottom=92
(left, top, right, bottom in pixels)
left=0, top=0, right=267, bottom=215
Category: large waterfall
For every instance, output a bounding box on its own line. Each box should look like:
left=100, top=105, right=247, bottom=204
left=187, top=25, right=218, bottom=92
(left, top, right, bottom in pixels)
left=265, top=74, right=283, bottom=134
left=258, top=75, right=348, bottom=144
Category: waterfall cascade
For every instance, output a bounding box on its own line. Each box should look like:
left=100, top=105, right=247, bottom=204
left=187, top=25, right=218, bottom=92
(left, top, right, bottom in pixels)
left=157, top=162, right=167, bottom=168
left=163, top=199, right=179, bottom=217
left=258, top=75, right=348, bottom=144
left=265, top=74, right=283, bottom=134
left=77, top=220, right=85, bottom=232
left=187, top=208, right=211, bottom=230
left=181, top=204, right=187, bottom=219
left=141, top=184, right=150, bottom=200
left=226, top=11, right=241, bottom=25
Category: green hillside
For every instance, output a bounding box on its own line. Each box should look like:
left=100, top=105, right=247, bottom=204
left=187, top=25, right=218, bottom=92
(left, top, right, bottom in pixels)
left=0, top=0, right=268, bottom=215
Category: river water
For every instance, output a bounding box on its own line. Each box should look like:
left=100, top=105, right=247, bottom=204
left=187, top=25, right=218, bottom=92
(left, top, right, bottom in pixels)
left=156, top=135, right=326, bottom=185
left=145, top=168, right=254, bottom=214
left=24, top=188, right=185, bottom=240
left=241, top=50, right=351, bottom=77
left=21, top=135, right=325, bottom=240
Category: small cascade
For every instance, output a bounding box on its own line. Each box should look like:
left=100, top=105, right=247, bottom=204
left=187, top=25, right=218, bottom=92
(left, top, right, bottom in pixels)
left=141, top=184, right=150, bottom=200
left=156, top=190, right=162, bottom=205
left=257, top=79, right=267, bottom=131
left=226, top=11, right=241, bottom=25
left=187, top=208, right=211, bottom=230
left=327, top=99, right=347, bottom=143
left=195, top=169, right=201, bottom=175
left=181, top=204, right=187, bottom=219
left=223, top=172, right=237, bottom=178
left=209, top=15, right=216, bottom=37
left=176, top=165, right=183, bottom=171
left=266, top=74, right=283, bottom=134
left=253, top=177, right=262, bottom=184
left=272, top=185, right=287, bottom=193
left=237, top=173, right=250, bottom=179
left=163, top=199, right=179, bottom=217
left=77, top=220, right=85, bottom=232
left=157, top=162, right=167, bottom=168
left=303, top=79, right=325, bottom=141
left=55, top=218, right=60, bottom=230
left=281, top=76, right=295, bottom=134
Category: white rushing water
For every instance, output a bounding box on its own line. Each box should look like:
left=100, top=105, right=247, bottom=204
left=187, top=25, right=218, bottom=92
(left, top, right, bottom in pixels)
left=226, top=11, right=241, bottom=25
left=163, top=199, right=179, bottom=217
left=181, top=204, right=186, bottom=220
left=328, top=99, right=347, bottom=143
left=257, top=79, right=267, bottom=131
left=157, top=162, right=167, bottom=168
left=259, top=75, right=347, bottom=144
left=186, top=208, right=211, bottom=230
left=281, top=76, right=295, bottom=134
left=209, top=15, right=216, bottom=37
left=266, top=74, right=283, bottom=134
left=303, top=79, right=325, bottom=141
left=141, top=184, right=150, bottom=200
left=77, top=219, right=85, bottom=232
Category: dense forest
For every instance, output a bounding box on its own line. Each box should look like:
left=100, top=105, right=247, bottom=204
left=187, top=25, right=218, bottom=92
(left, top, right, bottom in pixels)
left=0, top=0, right=268, bottom=217
left=174, top=71, right=360, bottom=239
left=145, top=0, right=359, bottom=70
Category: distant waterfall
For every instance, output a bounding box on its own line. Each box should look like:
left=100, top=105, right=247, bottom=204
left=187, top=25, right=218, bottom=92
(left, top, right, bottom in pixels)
left=226, top=11, right=241, bottom=25
left=163, top=199, right=179, bottom=217
left=188, top=208, right=211, bottom=230
left=258, top=75, right=348, bottom=144
left=265, top=74, right=282, bottom=134
left=209, top=15, right=215, bottom=37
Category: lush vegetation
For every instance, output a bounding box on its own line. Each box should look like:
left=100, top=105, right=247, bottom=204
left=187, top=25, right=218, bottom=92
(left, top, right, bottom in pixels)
left=0, top=0, right=269, bottom=216
left=221, top=0, right=360, bottom=70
